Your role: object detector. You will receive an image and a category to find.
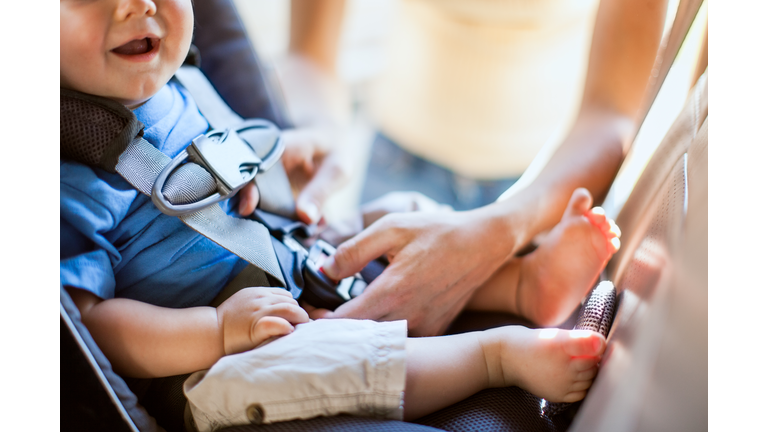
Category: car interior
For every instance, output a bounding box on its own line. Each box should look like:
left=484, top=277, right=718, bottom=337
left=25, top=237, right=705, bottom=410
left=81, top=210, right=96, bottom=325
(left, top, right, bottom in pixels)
left=60, top=0, right=708, bottom=431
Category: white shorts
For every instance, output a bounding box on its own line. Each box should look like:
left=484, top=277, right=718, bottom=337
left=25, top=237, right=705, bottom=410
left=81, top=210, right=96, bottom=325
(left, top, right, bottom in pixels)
left=184, top=318, right=408, bottom=432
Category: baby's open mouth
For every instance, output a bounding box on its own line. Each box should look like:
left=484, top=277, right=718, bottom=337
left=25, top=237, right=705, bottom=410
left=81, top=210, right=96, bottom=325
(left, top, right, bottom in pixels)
left=112, top=37, right=158, bottom=56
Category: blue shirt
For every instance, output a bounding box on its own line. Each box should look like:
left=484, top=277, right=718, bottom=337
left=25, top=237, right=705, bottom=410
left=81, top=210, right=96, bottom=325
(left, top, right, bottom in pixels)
left=60, top=82, right=247, bottom=308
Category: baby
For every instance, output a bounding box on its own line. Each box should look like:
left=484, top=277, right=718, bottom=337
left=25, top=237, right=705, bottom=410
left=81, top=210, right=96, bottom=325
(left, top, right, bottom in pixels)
left=60, top=0, right=619, bottom=428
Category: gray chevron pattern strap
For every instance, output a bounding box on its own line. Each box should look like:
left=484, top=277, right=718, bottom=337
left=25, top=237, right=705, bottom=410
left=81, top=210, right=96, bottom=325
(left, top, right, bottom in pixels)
left=174, top=66, right=297, bottom=219
left=181, top=205, right=284, bottom=286
left=115, top=137, right=285, bottom=286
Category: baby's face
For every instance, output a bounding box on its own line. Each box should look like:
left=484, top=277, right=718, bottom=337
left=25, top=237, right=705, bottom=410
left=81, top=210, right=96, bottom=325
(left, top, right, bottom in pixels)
left=60, top=0, right=193, bottom=108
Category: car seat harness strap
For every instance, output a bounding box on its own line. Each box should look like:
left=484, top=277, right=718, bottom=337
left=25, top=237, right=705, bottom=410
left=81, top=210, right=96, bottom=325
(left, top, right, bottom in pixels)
left=60, top=66, right=376, bottom=309
left=174, top=66, right=298, bottom=220
left=61, top=84, right=289, bottom=287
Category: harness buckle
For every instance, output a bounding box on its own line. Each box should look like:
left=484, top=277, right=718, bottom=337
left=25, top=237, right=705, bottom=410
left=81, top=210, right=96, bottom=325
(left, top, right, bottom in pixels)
left=151, top=119, right=284, bottom=216
left=301, top=240, right=368, bottom=310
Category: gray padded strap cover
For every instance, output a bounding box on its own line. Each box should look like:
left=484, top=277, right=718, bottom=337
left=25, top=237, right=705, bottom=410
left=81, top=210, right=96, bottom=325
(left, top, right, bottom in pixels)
left=116, top=138, right=285, bottom=285
left=175, top=66, right=297, bottom=218
left=61, top=75, right=290, bottom=288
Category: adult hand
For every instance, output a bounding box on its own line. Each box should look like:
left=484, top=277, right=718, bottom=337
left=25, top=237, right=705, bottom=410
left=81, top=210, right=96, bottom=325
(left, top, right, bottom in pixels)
left=237, top=127, right=351, bottom=224
left=320, top=207, right=519, bottom=336
left=281, top=128, right=350, bottom=224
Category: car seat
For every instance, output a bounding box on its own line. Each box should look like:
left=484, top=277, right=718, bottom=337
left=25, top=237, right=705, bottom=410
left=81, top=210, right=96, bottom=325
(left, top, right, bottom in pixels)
left=59, top=0, right=707, bottom=430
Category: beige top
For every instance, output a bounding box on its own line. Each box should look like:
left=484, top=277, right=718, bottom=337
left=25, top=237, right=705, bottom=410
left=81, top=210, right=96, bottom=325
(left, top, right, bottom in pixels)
left=370, top=0, right=600, bottom=179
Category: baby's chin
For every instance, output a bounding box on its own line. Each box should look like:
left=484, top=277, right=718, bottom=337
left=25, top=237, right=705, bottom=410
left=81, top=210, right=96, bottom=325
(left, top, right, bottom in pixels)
left=64, top=82, right=160, bottom=109
left=63, top=68, right=171, bottom=108
left=112, top=95, right=153, bottom=109
left=105, top=80, right=165, bottom=109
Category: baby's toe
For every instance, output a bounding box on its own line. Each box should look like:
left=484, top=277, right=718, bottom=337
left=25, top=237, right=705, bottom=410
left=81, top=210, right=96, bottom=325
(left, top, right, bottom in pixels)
left=586, top=207, right=610, bottom=232
left=609, top=237, right=621, bottom=253
left=564, top=188, right=593, bottom=219
left=563, top=391, right=587, bottom=403
left=575, top=365, right=599, bottom=381
left=609, top=219, right=622, bottom=238
left=570, top=380, right=594, bottom=393
left=586, top=209, right=622, bottom=254
left=570, top=357, right=599, bottom=373
left=563, top=330, right=605, bottom=357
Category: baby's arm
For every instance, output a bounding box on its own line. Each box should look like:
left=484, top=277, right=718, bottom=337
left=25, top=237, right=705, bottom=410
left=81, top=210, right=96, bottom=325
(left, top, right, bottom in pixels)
left=66, top=287, right=309, bottom=378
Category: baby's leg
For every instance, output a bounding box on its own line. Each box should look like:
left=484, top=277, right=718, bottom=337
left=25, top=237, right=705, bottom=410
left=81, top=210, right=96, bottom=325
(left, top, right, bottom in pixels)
left=467, top=188, right=620, bottom=326
left=403, top=326, right=605, bottom=420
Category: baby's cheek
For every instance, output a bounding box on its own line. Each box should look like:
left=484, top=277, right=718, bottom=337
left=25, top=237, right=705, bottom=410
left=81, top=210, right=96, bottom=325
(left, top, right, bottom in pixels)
left=163, top=0, right=195, bottom=67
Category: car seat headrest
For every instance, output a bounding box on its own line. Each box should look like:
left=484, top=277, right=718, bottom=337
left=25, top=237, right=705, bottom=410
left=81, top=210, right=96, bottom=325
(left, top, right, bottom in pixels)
left=60, top=88, right=144, bottom=173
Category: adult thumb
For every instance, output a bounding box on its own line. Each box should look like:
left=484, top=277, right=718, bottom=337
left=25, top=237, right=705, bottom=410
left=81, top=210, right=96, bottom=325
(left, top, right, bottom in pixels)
left=322, top=220, right=399, bottom=281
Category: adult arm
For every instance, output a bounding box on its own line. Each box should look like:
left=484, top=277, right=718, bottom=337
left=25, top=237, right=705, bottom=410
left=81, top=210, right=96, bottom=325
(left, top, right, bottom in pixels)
left=239, top=0, right=352, bottom=223
left=321, top=0, right=668, bottom=336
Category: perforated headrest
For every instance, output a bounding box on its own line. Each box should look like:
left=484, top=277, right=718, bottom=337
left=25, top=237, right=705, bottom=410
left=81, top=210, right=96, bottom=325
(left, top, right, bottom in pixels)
left=60, top=88, right=144, bottom=173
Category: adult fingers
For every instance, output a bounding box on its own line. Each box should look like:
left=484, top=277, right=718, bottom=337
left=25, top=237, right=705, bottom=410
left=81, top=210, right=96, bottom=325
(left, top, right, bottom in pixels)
left=325, top=276, right=396, bottom=322
left=328, top=255, right=422, bottom=322
left=237, top=181, right=260, bottom=216
left=295, top=155, right=350, bottom=224
left=309, top=307, right=333, bottom=320
left=322, top=217, right=405, bottom=281
left=424, top=287, right=476, bottom=336
left=280, top=130, right=317, bottom=173
left=379, top=277, right=473, bottom=336
left=299, top=301, right=334, bottom=319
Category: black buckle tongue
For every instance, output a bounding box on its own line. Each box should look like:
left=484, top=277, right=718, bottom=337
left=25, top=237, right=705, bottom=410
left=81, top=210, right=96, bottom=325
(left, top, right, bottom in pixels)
left=251, top=209, right=373, bottom=310
left=301, top=240, right=366, bottom=310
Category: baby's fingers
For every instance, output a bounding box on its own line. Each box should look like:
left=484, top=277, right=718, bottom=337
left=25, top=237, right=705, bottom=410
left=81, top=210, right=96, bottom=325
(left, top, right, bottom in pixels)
left=264, top=302, right=310, bottom=325
left=237, top=181, right=260, bottom=216
left=251, top=316, right=295, bottom=347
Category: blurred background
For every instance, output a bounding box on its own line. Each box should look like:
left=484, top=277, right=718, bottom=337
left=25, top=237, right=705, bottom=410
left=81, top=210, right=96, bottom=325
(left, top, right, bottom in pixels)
left=230, top=0, right=707, bottom=222
left=234, top=0, right=395, bottom=222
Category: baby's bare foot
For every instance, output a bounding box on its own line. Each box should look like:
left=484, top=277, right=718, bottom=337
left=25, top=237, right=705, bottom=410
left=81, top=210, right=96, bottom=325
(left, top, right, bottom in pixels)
left=518, top=188, right=620, bottom=326
left=481, top=326, right=606, bottom=403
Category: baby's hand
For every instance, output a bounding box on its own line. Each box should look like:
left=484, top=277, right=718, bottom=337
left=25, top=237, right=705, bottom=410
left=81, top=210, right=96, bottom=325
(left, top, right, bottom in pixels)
left=216, top=287, right=309, bottom=355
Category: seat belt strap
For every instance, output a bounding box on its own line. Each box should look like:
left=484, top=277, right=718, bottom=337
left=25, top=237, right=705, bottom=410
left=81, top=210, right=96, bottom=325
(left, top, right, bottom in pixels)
left=60, top=83, right=287, bottom=287
left=115, top=136, right=286, bottom=286
left=174, top=65, right=243, bottom=129
left=61, top=65, right=376, bottom=307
